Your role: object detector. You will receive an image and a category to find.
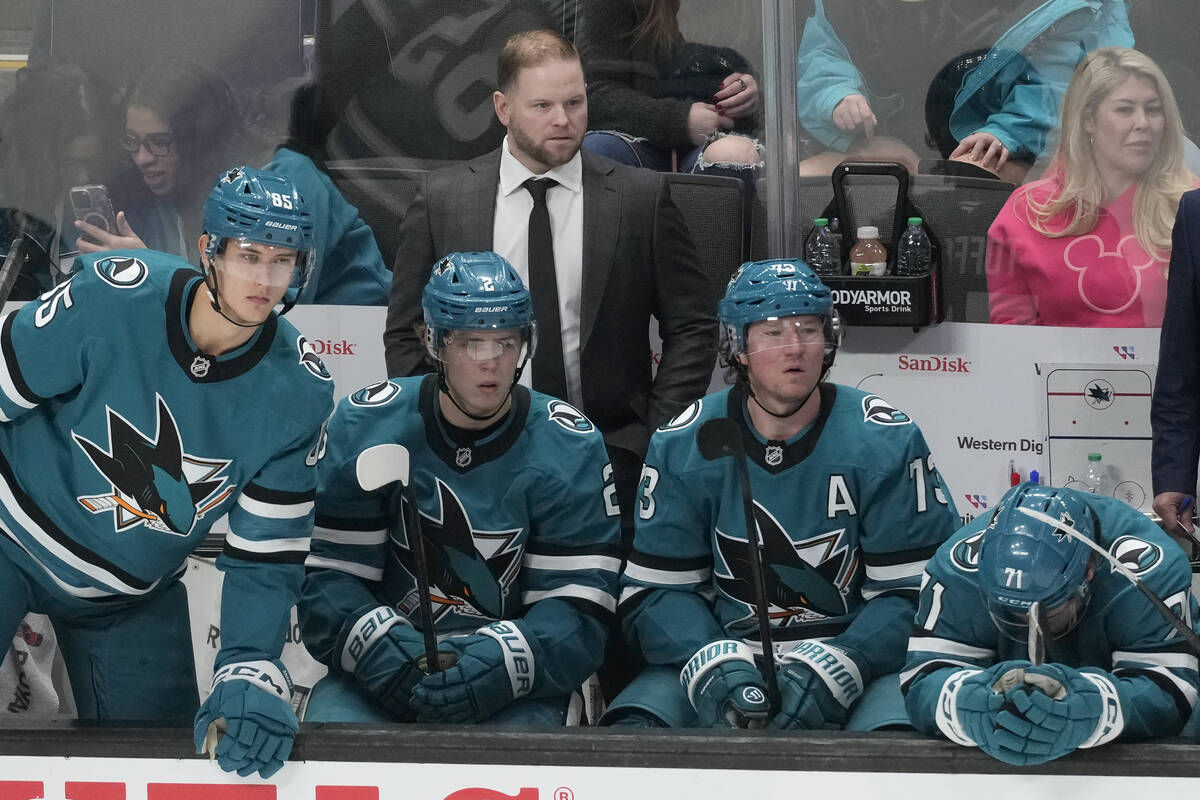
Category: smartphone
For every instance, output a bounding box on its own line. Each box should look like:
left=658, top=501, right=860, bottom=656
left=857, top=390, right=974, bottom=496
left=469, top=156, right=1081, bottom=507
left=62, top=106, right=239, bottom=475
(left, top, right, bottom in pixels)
left=69, top=184, right=117, bottom=235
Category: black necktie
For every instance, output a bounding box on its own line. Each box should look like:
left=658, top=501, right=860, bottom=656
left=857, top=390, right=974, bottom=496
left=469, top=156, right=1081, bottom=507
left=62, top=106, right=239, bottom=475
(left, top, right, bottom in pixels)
left=523, top=178, right=568, bottom=399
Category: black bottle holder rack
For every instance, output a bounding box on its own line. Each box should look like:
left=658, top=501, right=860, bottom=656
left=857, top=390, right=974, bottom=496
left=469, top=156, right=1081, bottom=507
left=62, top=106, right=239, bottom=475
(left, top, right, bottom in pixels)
left=814, top=161, right=944, bottom=328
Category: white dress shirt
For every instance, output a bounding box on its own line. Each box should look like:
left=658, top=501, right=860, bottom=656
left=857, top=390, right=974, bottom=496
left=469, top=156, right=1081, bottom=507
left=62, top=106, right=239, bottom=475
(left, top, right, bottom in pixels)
left=493, top=136, right=586, bottom=406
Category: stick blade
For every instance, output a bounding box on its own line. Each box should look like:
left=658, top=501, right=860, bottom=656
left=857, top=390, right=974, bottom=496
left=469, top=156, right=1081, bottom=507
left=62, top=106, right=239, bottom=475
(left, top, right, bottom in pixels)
left=355, top=443, right=411, bottom=491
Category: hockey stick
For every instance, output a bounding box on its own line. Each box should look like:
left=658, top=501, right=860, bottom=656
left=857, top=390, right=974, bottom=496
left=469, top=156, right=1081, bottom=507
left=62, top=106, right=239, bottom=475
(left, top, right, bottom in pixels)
left=1017, top=506, right=1200, bottom=657
left=1026, top=601, right=1045, bottom=666
left=0, top=233, right=26, bottom=308
left=696, top=417, right=781, bottom=712
left=355, top=443, right=444, bottom=673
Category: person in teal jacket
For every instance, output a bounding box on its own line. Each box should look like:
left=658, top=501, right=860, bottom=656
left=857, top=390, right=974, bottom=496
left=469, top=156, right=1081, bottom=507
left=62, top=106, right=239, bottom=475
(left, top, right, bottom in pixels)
left=796, top=0, right=1133, bottom=179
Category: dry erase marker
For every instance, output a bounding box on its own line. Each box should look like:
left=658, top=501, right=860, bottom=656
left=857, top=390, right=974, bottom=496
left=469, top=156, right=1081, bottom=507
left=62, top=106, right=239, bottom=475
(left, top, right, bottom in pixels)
left=1029, top=469, right=1040, bottom=485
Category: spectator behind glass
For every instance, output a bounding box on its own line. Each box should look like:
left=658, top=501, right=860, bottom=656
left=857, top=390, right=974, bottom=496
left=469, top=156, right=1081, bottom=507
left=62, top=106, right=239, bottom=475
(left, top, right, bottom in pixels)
left=985, top=47, right=1194, bottom=327
left=0, top=63, right=122, bottom=296
left=76, top=61, right=257, bottom=264
left=796, top=0, right=1133, bottom=181
left=578, top=0, right=762, bottom=183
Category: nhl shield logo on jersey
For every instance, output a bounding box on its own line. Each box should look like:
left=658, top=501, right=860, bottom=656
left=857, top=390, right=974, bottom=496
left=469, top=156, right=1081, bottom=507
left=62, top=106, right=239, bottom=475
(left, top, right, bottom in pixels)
left=1109, top=535, right=1163, bottom=576
left=349, top=380, right=401, bottom=407
left=715, top=502, right=852, bottom=623
left=950, top=530, right=985, bottom=572
left=547, top=400, right=593, bottom=433
left=296, top=335, right=333, bottom=381
left=658, top=399, right=702, bottom=432
left=190, top=355, right=211, bottom=378
left=72, top=395, right=235, bottom=536
left=456, top=447, right=473, bottom=468
left=765, top=445, right=784, bottom=467
left=862, top=395, right=911, bottom=426
left=93, top=255, right=149, bottom=288
left=393, top=479, right=523, bottom=622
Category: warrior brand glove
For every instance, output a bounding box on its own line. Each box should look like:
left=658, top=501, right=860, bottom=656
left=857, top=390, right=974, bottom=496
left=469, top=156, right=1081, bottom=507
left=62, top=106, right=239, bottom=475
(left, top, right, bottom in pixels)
left=681, top=640, right=771, bottom=728
left=410, top=620, right=534, bottom=723
left=341, top=605, right=433, bottom=721
left=193, top=659, right=298, bottom=779
left=770, top=639, right=866, bottom=730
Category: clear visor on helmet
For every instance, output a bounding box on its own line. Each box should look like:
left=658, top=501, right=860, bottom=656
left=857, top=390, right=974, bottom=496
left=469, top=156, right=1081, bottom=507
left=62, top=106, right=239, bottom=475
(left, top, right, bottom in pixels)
left=986, top=580, right=1091, bottom=642
left=214, top=238, right=311, bottom=290
left=744, top=314, right=838, bottom=357
left=432, top=328, right=534, bottom=363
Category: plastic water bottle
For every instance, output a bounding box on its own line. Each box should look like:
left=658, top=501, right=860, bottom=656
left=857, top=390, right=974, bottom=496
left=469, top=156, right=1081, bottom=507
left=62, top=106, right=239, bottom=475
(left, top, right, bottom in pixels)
left=805, top=218, right=842, bottom=276
left=1080, top=453, right=1114, bottom=497
left=895, top=216, right=932, bottom=277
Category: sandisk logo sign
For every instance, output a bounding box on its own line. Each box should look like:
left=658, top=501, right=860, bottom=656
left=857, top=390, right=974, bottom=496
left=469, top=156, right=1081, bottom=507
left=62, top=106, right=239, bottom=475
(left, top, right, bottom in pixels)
left=0, top=781, right=556, bottom=799
left=444, top=789, right=539, bottom=800
left=897, top=355, right=971, bottom=373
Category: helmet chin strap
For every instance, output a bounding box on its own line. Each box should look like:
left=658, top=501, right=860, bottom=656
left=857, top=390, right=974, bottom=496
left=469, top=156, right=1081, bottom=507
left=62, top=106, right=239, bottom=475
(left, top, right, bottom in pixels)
left=204, top=260, right=263, bottom=330
left=741, top=358, right=833, bottom=420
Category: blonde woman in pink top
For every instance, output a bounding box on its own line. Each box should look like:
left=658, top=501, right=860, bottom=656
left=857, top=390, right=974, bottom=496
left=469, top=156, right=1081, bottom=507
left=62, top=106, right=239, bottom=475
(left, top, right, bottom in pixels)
left=986, top=47, right=1195, bottom=326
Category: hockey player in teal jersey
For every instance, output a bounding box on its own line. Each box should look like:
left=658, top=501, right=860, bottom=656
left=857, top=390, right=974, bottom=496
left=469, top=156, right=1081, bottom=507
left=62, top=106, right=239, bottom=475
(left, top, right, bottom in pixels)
left=603, top=259, right=959, bottom=729
left=299, top=251, right=621, bottom=725
left=0, top=165, right=333, bottom=779
left=903, top=483, right=1199, bottom=765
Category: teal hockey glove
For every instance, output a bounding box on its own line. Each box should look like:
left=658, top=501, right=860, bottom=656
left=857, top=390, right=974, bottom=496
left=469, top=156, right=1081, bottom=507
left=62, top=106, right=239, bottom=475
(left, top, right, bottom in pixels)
left=681, top=640, right=771, bottom=728
left=999, top=663, right=1125, bottom=763
left=934, top=661, right=1033, bottom=765
left=341, top=605, right=431, bottom=721
left=410, top=621, right=533, bottom=723
left=194, top=660, right=298, bottom=779
left=770, top=639, right=866, bottom=730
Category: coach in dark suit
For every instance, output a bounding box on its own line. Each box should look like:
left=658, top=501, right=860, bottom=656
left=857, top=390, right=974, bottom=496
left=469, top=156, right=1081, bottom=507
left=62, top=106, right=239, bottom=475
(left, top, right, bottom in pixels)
left=1152, top=188, right=1200, bottom=542
left=384, top=30, right=716, bottom=540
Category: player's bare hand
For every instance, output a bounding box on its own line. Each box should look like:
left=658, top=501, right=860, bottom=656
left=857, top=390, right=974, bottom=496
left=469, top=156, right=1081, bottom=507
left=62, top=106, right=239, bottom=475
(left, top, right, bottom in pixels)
left=950, top=131, right=1009, bottom=172
left=1154, top=491, right=1195, bottom=548
left=688, top=102, right=735, bottom=146
left=713, top=72, right=759, bottom=119
left=832, top=94, right=876, bottom=138
left=76, top=211, right=147, bottom=253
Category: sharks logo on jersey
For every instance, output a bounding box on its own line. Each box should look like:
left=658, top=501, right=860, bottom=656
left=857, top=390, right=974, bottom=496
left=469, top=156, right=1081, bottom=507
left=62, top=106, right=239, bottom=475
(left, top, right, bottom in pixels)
left=93, top=255, right=148, bottom=288
left=349, top=381, right=401, bottom=407
left=547, top=400, right=593, bottom=433
left=658, top=399, right=702, bottom=432
left=862, top=395, right=911, bottom=426
left=297, top=335, right=332, bottom=381
left=1110, top=535, right=1163, bottom=577
left=72, top=395, right=235, bottom=536
left=392, top=478, right=524, bottom=622
left=714, top=502, right=854, bottom=625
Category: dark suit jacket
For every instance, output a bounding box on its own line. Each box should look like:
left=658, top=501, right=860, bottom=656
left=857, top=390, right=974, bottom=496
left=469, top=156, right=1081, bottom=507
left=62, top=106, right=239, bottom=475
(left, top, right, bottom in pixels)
left=383, top=148, right=716, bottom=456
left=1152, top=188, right=1200, bottom=495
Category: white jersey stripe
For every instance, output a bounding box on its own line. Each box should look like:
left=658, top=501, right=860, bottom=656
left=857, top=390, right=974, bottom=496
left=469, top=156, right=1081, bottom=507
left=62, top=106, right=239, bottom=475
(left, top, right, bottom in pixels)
left=312, top=525, right=388, bottom=546
left=236, top=493, right=314, bottom=520
left=864, top=560, right=929, bottom=581
left=1112, top=663, right=1199, bottom=708
left=304, top=554, right=383, bottom=581
left=523, top=553, right=622, bottom=573
left=907, top=636, right=996, bottom=660
left=225, top=531, right=310, bottom=555
left=624, top=561, right=710, bottom=586
left=1112, top=650, right=1199, bottom=671
left=522, top=584, right=617, bottom=612
left=0, top=313, right=37, bottom=412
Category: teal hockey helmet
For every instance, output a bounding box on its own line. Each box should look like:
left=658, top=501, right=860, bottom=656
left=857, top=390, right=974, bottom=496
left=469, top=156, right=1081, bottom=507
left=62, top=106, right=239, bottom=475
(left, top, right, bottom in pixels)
left=202, top=166, right=315, bottom=310
left=421, top=251, right=535, bottom=361
left=978, top=483, right=1097, bottom=641
left=718, top=258, right=841, bottom=365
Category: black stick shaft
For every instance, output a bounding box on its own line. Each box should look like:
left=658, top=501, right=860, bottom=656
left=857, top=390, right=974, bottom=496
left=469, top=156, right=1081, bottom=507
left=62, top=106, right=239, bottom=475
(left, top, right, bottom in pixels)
left=0, top=239, right=25, bottom=307
left=735, top=452, right=781, bottom=711
left=401, top=484, right=442, bottom=672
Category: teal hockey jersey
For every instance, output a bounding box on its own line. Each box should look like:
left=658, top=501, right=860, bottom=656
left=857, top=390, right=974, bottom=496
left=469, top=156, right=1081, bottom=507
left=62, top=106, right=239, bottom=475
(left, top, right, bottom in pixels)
left=620, top=382, right=959, bottom=682
left=903, top=488, right=1199, bottom=741
left=0, top=250, right=333, bottom=663
left=301, top=375, right=622, bottom=698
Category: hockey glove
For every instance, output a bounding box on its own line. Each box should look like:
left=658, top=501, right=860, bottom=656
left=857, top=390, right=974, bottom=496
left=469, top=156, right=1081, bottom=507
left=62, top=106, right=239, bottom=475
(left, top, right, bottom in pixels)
left=410, top=621, right=533, bottom=723
left=681, top=640, right=771, bottom=728
left=1000, top=663, right=1125, bottom=763
left=770, top=639, right=866, bottom=730
left=341, top=605, right=434, bottom=721
left=193, top=660, right=298, bottom=779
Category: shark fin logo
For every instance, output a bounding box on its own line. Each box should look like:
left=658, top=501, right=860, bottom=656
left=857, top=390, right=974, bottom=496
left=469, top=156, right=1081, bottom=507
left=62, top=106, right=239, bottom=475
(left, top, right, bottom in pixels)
left=73, top=395, right=235, bottom=536
left=547, top=400, right=593, bottom=433
left=297, top=335, right=333, bottom=381
left=862, top=394, right=911, bottom=426
left=93, top=255, right=148, bottom=288
left=395, top=479, right=524, bottom=622
left=715, top=502, right=853, bottom=624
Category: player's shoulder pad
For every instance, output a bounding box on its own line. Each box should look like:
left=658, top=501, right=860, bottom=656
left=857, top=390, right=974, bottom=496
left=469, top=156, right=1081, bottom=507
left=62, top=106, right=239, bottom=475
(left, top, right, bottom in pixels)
left=656, top=397, right=705, bottom=433
left=271, top=317, right=334, bottom=385
left=932, top=519, right=987, bottom=578
left=346, top=378, right=408, bottom=409
left=68, top=250, right=184, bottom=297
left=1104, top=526, right=1191, bottom=592
left=528, top=393, right=602, bottom=439
left=833, top=385, right=914, bottom=429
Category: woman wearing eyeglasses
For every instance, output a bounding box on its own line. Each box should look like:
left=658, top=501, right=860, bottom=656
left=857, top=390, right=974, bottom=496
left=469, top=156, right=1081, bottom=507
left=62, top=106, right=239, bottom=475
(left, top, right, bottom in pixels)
left=76, top=61, right=256, bottom=265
